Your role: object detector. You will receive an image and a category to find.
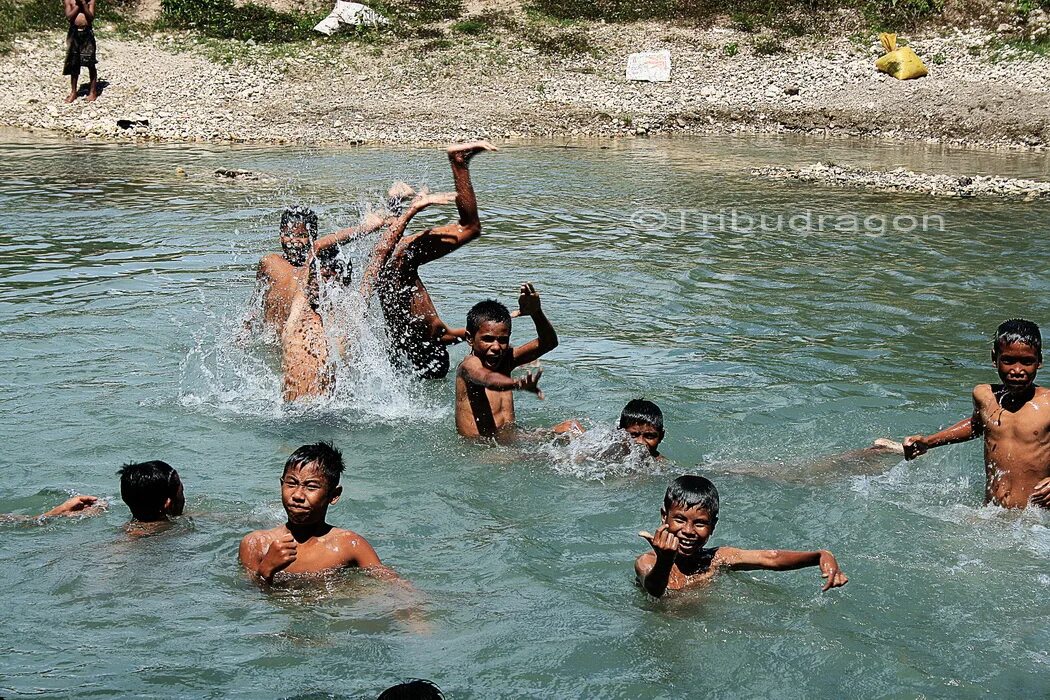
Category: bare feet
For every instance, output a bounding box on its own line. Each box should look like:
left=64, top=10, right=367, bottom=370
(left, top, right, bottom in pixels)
left=447, top=140, right=497, bottom=164
left=65, top=92, right=78, bottom=103
left=85, top=90, right=98, bottom=102
left=869, top=438, right=905, bottom=455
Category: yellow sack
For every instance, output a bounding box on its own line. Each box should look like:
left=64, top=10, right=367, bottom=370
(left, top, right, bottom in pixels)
left=875, top=33, right=928, bottom=80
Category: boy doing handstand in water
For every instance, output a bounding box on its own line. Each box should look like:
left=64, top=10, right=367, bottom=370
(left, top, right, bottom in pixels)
left=239, top=442, right=396, bottom=583
left=635, top=475, right=848, bottom=598
left=362, top=142, right=497, bottom=379
left=902, top=319, right=1050, bottom=509
left=455, top=284, right=557, bottom=440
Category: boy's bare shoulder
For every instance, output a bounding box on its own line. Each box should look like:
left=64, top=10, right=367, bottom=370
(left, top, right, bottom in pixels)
left=325, top=527, right=371, bottom=548
left=241, top=525, right=283, bottom=547
left=972, top=384, right=995, bottom=403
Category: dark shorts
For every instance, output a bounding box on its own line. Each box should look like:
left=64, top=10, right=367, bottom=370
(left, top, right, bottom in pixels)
left=63, top=26, right=97, bottom=75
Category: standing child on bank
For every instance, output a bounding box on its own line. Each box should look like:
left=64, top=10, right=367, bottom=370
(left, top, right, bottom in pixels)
left=902, top=319, right=1050, bottom=509
left=63, top=0, right=98, bottom=102
left=635, top=475, right=848, bottom=598
left=455, top=284, right=558, bottom=440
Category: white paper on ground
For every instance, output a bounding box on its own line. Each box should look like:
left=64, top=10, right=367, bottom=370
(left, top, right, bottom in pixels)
left=314, top=1, right=389, bottom=35
left=625, top=50, right=671, bottom=82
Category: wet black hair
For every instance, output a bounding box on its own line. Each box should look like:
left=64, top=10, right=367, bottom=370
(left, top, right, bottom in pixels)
left=116, top=460, right=180, bottom=521
left=282, top=441, right=345, bottom=490
left=619, top=398, right=664, bottom=434
left=386, top=195, right=410, bottom=218
left=281, top=206, right=319, bottom=239
left=663, top=475, right=719, bottom=519
left=466, top=299, right=511, bottom=335
left=377, top=680, right=444, bottom=700
left=994, top=319, right=1042, bottom=360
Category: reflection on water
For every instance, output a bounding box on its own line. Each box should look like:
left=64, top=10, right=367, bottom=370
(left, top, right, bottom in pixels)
left=1, top=132, right=1048, bottom=698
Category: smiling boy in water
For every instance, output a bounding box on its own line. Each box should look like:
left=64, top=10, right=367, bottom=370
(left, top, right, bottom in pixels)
left=902, top=319, right=1050, bottom=509
left=239, top=442, right=396, bottom=583
left=635, top=475, right=848, bottom=597
left=554, top=399, right=667, bottom=459
left=455, top=284, right=558, bottom=440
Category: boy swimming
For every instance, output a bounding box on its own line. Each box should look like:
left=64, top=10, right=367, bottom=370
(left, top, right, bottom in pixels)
left=119, top=460, right=186, bottom=521
left=455, top=284, right=558, bottom=440
left=902, top=319, right=1050, bottom=509
left=635, top=475, right=848, bottom=597
left=554, top=398, right=667, bottom=459
left=364, top=142, right=496, bottom=379
left=239, top=442, right=395, bottom=583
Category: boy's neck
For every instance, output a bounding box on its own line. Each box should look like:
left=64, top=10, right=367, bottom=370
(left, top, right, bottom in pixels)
left=286, top=520, right=333, bottom=541
left=996, top=383, right=1037, bottom=409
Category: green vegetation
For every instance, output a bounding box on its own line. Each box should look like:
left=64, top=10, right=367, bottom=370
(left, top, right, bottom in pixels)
left=723, top=41, right=739, bottom=56
left=0, top=0, right=136, bottom=52
left=158, top=0, right=323, bottom=42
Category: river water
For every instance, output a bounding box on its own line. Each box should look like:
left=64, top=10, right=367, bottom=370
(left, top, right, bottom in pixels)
left=1, top=131, right=1048, bottom=698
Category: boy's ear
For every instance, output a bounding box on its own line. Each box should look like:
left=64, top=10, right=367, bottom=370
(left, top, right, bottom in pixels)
left=328, top=485, right=343, bottom=505
left=659, top=506, right=667, bottom=522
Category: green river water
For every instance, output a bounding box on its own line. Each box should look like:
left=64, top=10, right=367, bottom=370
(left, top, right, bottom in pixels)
left=1, top=131, right=1048, bottom=698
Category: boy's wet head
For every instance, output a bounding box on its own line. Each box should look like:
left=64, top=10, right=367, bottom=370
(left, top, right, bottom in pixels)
left=280, top=442, right=344, bottom=525
left=117, top=460, right=184, bottom=522
left=619, top=399, right=665, bottom=456
left=315, top=245, right=352, bottom=286
left=661, top=475, right=719, bottom=555
left=280, top=206, right=319, bottom=266
left=466, top=299, right=512, bottom=368
left=992, top=319, right=1042, bottom=392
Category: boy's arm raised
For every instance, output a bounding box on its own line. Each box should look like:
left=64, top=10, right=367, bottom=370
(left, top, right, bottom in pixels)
left=358, top=191, right=456, bottom=298
left=713, top=547, right=848, bottom=591
left=903, top=389, right=984, bottom=460
left=459, top=356, right=543, bottom=397
left=311, top=211, right=387, bottom=254
left=511, top=283, right=558, bottom=367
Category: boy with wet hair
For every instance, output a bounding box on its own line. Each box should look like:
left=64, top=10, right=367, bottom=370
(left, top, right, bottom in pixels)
left=117, top=460, right=185, bottom=522
left=635, top=475, right=848, bottom=598
left=902, top=318, right=1050, bottom=509
left=253, top=206, right=321, bottom=337
left=553, top=398, right=667, bottom=459
left=239, top=442, right=396, bottom=583
left=455, top=284, right=558, bottom=439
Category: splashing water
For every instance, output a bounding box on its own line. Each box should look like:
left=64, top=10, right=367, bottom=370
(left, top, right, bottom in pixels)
left=537, top=423, right=669, bottom=481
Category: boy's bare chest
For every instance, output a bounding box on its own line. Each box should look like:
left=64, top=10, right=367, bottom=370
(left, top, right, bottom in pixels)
left=286, top=537, right=349, bottom=573
left=980, top=400, right=1050, bottom=440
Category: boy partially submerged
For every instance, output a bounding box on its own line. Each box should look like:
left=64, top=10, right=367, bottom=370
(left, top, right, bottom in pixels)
left=903, top=319, right=1050, bottom=509
left=239, top=442, right=396, bottom=583
left=554, top=398, right=667, bottom=459
left=635, top=475, right=848, bottom=597
left=455, top=284, right=558, bottom=440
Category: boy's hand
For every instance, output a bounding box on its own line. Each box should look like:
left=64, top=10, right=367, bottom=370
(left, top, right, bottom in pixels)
left=639, top=526, right=679, bottom=562
left=511, top=282, right=542, bottom=318
left=1030, top=477, right=1050, bottom=508
left=411, top=190, right=455, bottom=210
left=45, top=495, right=102, bottom=517
left=259, top=533, right=298, bottom=580
left=818, top=551, right=848, bottom=591
left=515, top=368, right=544, bottom=399
left=902, top=435, right=929, bottom=461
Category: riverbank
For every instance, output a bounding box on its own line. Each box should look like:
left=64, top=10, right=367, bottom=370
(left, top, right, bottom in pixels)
left=2, top=21, right=1049, bottom=150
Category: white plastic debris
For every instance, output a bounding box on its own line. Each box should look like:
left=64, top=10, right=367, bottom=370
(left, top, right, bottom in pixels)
left=313, top=1, right=389, bottom=35
left=625, top=50, right=671, bottom=82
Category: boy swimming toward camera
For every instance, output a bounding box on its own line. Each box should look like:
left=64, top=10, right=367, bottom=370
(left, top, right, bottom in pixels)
left=239, top=442, right=396, bottom=583
left=901, top=319, right=1050, bottom=509
left=635, top=475, right=848, bottom=597
left=455, top=284, right=558, bottom=440
left=554, top=398, right=667, bottom=459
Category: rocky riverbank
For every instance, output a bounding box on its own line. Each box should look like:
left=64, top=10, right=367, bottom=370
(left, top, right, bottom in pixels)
left=753, top=162, right=1050, bottom=199
left=1, top=21, right=1049, bottom=149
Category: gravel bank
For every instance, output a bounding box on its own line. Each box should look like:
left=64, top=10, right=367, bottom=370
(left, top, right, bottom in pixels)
left=1, top=23, right=1049, bottom=149
left=753, top=162, right=1050, bottom=199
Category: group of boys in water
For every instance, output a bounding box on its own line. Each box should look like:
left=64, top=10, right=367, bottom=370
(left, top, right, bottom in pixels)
left=19, top=143, right=1050, bottom=603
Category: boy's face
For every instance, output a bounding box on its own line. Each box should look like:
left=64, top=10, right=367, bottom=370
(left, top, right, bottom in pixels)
left=660, top=503, right=716, bottom=556
left=166, top=473, right=185, bottom=517
left=622, top=421, right=663, bottom=457
left=993, top=341, right=1041, bottom=393
left=280, top=222, right=312, bottom=266
left=280, top=462, right=341, bottom=526
left=469, top=320, right=511, bottom=370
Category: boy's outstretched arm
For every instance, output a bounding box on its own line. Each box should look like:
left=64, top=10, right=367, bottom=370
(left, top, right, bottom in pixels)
left=511, top=283, right=558, bottom=367
left=903, top=391, right=984, bottom=460
left=458, top=355, right=544, bottom=398
left=358, top=191, right=456, bottom=298
left=635, top=527, right=680, bottom=597
left=713, top=547, right=848, bottom=591
left=311, top=211, right=388, bottom=254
